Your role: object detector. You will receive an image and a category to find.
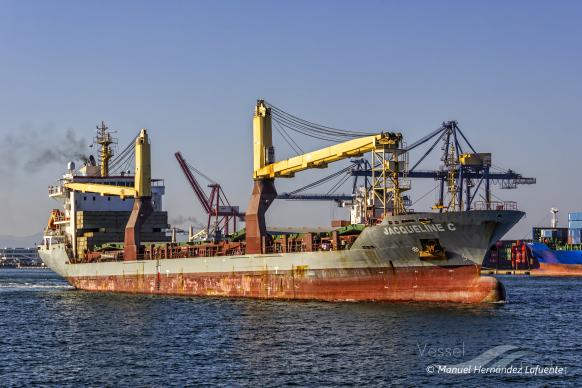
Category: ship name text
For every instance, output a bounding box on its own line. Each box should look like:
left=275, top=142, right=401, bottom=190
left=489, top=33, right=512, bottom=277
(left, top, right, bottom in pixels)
left=383, top=223, right=456, bottom=236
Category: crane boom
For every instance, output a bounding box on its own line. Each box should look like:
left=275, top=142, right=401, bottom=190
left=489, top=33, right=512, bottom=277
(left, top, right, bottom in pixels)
left=254, top=133, right=400, bottom=179
left=64, top=129, right=151, bottom=197
left=63, top=183, right=137, bottom=198
left=174, top=152, right=212, bottom=213
left=175, top=151, right=243, bottom=238
left=246, top=100, right=405, bottom=254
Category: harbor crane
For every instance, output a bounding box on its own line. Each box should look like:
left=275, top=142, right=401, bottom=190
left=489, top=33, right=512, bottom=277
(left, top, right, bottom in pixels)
left=277, top=119, right=535, bottom=213
left=175, top=152, right=244, bottom=240
left=353, top=120, right=536, bottom=212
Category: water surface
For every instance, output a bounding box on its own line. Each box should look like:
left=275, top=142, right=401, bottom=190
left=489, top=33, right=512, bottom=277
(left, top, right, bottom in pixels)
left=1, top=269, right=580, bottom=386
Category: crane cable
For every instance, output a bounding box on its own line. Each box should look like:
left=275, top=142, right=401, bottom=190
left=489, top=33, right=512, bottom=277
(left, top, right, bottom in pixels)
left=273, top=120, right=304, bottom=154
left=326, top=171, right=353, bottom=195
left=265, top=101, right=377, bottom=143
left=109, top=134, right=138, bottom=174
left=287, top=164, right=354, bottom=195
left=185, top=161, right=217, bottom=184
left=267, top=102, right=374, bottom=136
left=410, top=183, right=439, bottom=207
left=272, top=114, right=369, bottom=142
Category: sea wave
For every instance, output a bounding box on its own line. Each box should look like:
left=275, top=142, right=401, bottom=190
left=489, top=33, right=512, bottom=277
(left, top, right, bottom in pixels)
left=0, top=282, right=74, bottom=291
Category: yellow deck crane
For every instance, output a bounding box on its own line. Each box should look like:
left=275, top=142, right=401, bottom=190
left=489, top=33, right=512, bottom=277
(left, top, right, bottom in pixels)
left=64, top=129, right=152, bottom=261
left=245, top=100, right=407, bottom=254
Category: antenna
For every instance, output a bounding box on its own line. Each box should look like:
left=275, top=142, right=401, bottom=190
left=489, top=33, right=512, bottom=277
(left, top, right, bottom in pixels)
left=94, top=121, right=117, bottom=177
left=550, top=208, right=559, bottom=228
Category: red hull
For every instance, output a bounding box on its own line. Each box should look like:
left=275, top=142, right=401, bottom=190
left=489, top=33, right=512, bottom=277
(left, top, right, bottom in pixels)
left=532, top=263, right=582, bottom=276
left=67, top=264, right=505, bottom=303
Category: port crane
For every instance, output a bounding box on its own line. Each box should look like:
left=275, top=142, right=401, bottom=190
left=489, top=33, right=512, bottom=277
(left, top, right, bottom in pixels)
left=353, top=120, right=536, bottom=211
left=277, top=119, right=535, bottom=213
left=174, top=152, right=244, bottom=240
left=246, top=100, right=407, bottom=254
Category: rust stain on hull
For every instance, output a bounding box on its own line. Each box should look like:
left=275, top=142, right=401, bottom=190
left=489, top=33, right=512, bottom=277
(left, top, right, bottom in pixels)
left=67, top=265, right=504, bottom=303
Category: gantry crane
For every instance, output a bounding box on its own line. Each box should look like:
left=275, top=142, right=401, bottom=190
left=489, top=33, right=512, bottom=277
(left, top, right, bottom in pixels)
left=246, top=100, right=407, bottom=254
left=64, top=129, right=152, bottom=260
left=174, top=152, right=244, bottom=240
left=278, top=120, right=535, bottom=213
left=353, top=120, right=536, bottom=211
left=277, top=158, right=412, bottom=226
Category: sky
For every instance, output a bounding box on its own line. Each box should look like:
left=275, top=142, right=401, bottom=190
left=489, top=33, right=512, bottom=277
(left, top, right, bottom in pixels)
left=0, top=0, right=581, bottom=239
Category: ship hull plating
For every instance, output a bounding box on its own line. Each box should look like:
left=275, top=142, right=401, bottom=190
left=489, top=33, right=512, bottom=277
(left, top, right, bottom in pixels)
left=39, top=210, right=523, bottom=303
left=66, top=265, right=504, bottom=303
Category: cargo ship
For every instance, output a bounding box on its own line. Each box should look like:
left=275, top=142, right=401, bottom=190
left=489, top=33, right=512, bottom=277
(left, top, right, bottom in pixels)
left=526, top=209, right=582, bottom=276
left=38, top=102, right=526, bottom=303
left=485, top=210, right=582, bottom=276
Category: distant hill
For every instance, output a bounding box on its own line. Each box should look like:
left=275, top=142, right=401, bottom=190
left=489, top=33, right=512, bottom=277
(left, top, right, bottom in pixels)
left=0, top=232, right=43, bottom=248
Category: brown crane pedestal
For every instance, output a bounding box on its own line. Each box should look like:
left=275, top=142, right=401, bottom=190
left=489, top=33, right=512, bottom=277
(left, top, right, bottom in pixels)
left=124, top=197, right=153, bottom=261
left=245, top=179, right=277, bottom=254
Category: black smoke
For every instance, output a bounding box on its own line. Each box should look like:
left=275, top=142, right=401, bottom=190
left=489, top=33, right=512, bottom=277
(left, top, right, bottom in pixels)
left=1, top=128, right=89, bottom=173
left=169, top=215, right=203, bottom=227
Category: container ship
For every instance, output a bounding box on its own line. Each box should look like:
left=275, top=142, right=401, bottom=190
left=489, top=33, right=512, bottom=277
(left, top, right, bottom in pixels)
left=38, top=101, right=529, bottom=303
left=484, top=209, right=582, bottom=276
left=527, top=209, right=582, bottom=276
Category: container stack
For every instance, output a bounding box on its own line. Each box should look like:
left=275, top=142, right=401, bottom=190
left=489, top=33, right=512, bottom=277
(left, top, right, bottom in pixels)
left=568, top=212, right=582, bottom=244
left=76, top=211, right=171, bottom=258
left=532, top=227, right=568, bottom=242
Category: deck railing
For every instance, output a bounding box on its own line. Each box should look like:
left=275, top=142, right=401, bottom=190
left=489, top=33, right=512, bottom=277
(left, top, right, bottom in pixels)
left=48, top=185, right=65, bottom=196
left=474, top=201, right=518, bottom=211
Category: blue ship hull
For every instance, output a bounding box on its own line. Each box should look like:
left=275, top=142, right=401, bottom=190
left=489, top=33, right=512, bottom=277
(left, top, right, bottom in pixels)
left=528, top=243, right=582, bottom=275
left=528, top=243, right=582, bottom=265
